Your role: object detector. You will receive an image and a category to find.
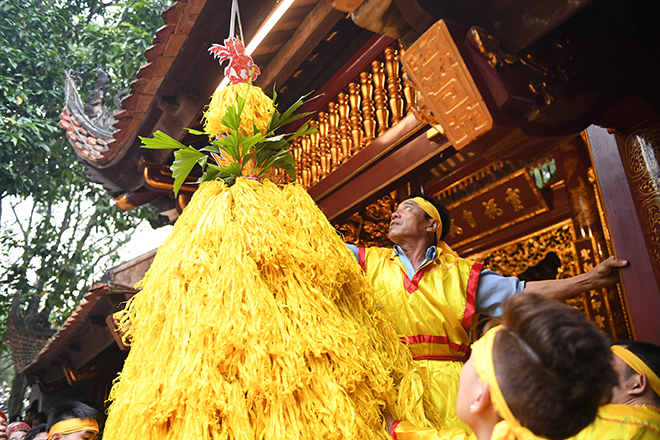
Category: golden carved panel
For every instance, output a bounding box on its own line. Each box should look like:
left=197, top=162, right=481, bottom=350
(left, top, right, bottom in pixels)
left=468, top=221, right=588, bottom=315
left=624, top=120, right=660, bottom=278
left=441, top=169, right=549, bottom=249
left=468, top=220, right=578, bottom=281
left=334, top=192, right=396, bottom=248
left=402, top=20, right=493, bottom=150
left=467, top=220, right=622, bottom=339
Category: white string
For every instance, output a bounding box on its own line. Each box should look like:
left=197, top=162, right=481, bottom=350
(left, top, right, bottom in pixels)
left=229, top=0, right=245, bottom=43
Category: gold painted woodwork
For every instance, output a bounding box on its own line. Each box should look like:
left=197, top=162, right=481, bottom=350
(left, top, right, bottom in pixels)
left=348, top=82, right=364, bottom=153
left=623, top=120, right=660, bottom=275
left=402, top=20, right=493, bottom=150
left=384, top=46, right=404, bottom=125
left=372, top=60, right=389, bottom=136
left=328, top=101, right=340, bottom=171
left=504, top=188, right=524, bottom=212
left=439, top=167, right=549, bottom=249
left=292, top=42, right=418, bottom=189
left=469, top=220, right=590, bottom=316
left=114, top=194, right=136, bottom=211
left=334, top=192, right=396, bottom=247
left=361, top=71, right=376, bottom=144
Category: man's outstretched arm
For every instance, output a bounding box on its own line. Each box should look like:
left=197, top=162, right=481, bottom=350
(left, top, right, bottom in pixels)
left=524, top=256, right=628, bottom=301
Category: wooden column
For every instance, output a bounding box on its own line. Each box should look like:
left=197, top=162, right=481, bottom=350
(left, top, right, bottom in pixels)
left=585, top=125, right=660, bottom=343
left=555, top=138, right=632, bottom=340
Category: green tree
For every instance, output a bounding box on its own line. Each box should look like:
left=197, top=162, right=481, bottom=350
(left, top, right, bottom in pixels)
left=0, top=0, right=171, bottom=415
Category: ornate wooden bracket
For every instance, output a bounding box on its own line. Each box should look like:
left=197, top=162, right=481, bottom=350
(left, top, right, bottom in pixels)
left=402, top=20, right=493, bottom=150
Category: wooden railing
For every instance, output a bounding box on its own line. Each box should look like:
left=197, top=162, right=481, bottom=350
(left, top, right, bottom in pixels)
left=286, top=43, right=418, bottom=189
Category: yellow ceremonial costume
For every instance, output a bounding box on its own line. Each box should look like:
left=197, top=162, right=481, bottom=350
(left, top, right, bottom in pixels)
left=569, top=404, right=660, bottom=440
left=358, top=245, right=482, bottom=430
left=391, top=421, right=475, bottom=440
left=391, top=326, right=543, bottom=440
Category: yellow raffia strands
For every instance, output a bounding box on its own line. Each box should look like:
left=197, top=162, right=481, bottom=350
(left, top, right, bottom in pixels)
left=203, top=83, right=275, bottom=137
left=104, top=178, right=440, bottom=440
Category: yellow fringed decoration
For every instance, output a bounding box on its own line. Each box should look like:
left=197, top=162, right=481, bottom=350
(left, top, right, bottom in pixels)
left=104, top=178, right=440, bottom=439
left=203, top=83, right=275, bottom=137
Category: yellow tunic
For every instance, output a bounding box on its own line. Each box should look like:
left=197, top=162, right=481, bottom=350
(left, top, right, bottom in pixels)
left=392, top=421, right=475, bottom=440
left=569, top=404, right=660, bottom=440
left=359, top=247, right=482, bottom=430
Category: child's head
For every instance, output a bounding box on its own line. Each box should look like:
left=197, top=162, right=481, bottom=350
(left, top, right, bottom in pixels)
left=457, top=294, right=617, bottom=439
left=46, top=402, right=99, bottom=440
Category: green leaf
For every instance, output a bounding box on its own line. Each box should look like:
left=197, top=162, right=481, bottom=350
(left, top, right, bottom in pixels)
left=171, top=146, right=207, bottom=196
left=199, top=163, right=230, bottom=183
left=278, top=92, right=320, bottom=127
left=185, top=128, right=207, bottom=136
left=221, top=161, right=242, bottom=177
left=287, top=120, right=318, bottom=142
left=220, top=105, right=241, bottom=132
left=140, top=131, right=187, bottom=150
left=200, top=144, right=222, bottom=155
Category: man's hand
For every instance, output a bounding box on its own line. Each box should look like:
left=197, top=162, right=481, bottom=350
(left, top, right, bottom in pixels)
left=588, top=256, right=628, bottom=290
left=524, top=256, right=628, bottom=301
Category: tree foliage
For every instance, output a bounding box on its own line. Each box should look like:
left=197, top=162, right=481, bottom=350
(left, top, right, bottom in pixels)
left=0, top=0, right=171, bottom=413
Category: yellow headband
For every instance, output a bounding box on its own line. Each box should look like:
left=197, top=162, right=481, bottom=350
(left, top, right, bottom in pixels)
left=611, top=345, right=660, bottom=397
left=408, top=197, right=443, bottom=242
left=472, top=326, right=518, bottom=424
left=48, top=418, right=99, bottom=440
left=472, top=326, right=538, bottom=440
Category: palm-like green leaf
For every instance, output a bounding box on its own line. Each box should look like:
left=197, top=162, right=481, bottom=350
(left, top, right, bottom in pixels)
left=171, top=146, right=207, bottom=195
left=140, top=131, right=186, bottom=150
left=142, top=89, right=320, bottom=193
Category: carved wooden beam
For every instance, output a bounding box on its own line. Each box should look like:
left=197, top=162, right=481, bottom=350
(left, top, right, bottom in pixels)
left=255, top=1, right=345, bottom=92
left=313, top=119, right=453, bottom=221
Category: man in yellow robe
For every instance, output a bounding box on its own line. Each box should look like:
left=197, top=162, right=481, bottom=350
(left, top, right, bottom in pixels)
left=569, top=340, right=660, bottom=439
left=348, top=194, right=627, bottom=430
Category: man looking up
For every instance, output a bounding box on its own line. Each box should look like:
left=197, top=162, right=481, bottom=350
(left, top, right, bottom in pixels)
left=348, top=195, right=627, bottom=430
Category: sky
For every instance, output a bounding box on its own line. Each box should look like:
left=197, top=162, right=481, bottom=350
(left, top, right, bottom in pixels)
left=117, top=221, right=173, bottom=262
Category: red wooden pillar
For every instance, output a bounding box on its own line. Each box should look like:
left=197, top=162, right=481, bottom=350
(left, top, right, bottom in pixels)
left=555, top=138, right=632, bottom=340
left=585, top=125, right=660, bottom=343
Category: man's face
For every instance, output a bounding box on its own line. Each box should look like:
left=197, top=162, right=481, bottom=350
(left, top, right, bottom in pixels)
left=610, top=354, right=632, bottom=404
left=389, top=200, right=433, bottom=244
left=24, top=412, right=35, bottom=426
left=0, top=418, right=7, bottom=440
left=33, top=434, right=47, bottom=440
left=59, top=431, right=98, bottom=440
left=456, top=354, right=480, bottom=425
left=8, top=432, right=25, bottom=440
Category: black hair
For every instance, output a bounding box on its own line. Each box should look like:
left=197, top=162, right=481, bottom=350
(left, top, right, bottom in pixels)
left=23, top=423, right=47, bottom=440
left=612, top=339, right=660, bottom=405
left=494, top=293, right=617, bottom=439
left=46, top=401, right=100, bottom=432
left=407, top=194, right=451, bottom=240
left=31, top=412, right=47, bottom=426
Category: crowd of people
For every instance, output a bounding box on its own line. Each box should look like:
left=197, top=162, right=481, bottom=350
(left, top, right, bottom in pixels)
left=0, top=195, right=658, bottom=439
left=0, top=401, right=99, bottom=440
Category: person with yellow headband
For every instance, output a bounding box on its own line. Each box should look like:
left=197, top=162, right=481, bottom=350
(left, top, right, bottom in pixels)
left=45, top=402, right=99, bottom=440
left=387, top=293, right=617, bottom=440
left=347, top=194, right=627, bottom=430
left=568, top=340, right=660, bottom=439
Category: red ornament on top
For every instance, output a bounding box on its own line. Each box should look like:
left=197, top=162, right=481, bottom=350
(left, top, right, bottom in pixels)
left=208, top=38, right=260, bottom=85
